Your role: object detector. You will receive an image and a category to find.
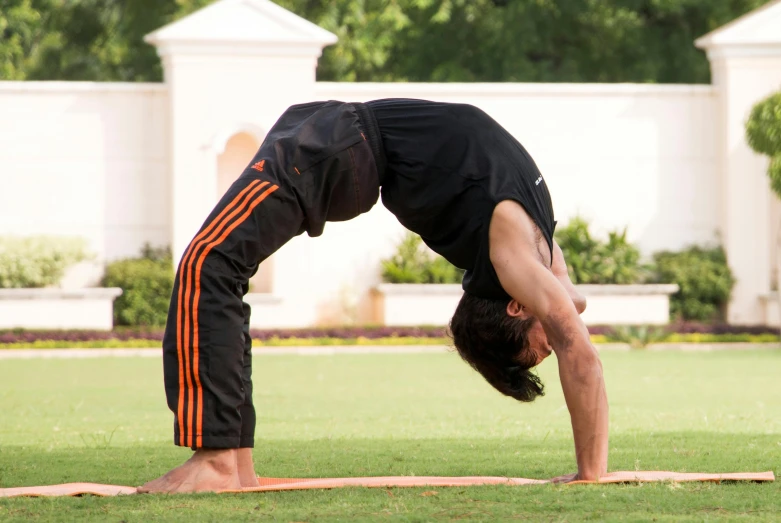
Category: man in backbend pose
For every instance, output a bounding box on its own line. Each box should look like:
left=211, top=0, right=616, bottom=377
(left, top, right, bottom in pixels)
left=140, top=99, right=607, bottom=493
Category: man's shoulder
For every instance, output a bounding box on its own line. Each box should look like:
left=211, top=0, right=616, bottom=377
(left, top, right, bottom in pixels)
left=490, top=200, right=548, bottom=264
left=491, top=200, right=538, bottom=235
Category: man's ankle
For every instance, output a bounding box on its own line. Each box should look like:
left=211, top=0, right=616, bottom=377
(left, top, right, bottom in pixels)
left=193, top=448, right=238, bottom=462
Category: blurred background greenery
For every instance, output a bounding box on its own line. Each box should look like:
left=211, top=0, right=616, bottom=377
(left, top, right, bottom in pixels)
left=0, top=0, right=771, bottom=83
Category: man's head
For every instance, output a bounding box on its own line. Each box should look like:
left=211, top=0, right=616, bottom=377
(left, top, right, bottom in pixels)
left=449, top=292, right=552, bottom=402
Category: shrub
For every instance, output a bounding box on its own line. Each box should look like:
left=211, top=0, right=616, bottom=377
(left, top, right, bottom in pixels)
left=0, top=236, right=90, bottom=288
left=381, top=232, right=464, bottom=284
left=554, top=217, right=646, bottom=284
left=102, top=244, right=174, bottom=327
left=651, top=246, right=735, bottom=322
left=665, top=321, right=777, bottom=336
left=605, top=325, right=669, bottom=348
left=746, top=90, right=781, bottom=197
left=1, top=324, right=777, bottom=348
left=589, top=322, right=779, bottom=337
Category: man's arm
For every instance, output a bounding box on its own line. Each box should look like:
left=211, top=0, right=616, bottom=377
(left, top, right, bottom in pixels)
left=489, top=201, right=608, bottom=480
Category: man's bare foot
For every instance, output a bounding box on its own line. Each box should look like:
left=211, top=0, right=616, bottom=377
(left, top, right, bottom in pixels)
left=237, top=448, right=260, bottom=488
left=138, top=449, right=242, bottom=494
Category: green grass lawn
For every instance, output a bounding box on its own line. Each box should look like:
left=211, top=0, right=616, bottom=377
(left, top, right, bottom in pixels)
left=0, top=349, right=779, bottom=522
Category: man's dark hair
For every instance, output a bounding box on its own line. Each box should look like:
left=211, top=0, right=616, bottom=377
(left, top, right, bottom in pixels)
left=449, top=292, right=544, bottom=402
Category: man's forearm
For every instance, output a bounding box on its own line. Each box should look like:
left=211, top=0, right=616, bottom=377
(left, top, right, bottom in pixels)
left=556, top=345, right=609, bottom=479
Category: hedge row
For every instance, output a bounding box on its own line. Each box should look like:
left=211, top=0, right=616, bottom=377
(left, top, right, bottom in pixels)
left=0, top=324, right=777, bottom=349
left=1, top=334, right=777, bottom=350
left=0, top=326, right=449, bottom=344
left=2, top=323, right=778, bottom=344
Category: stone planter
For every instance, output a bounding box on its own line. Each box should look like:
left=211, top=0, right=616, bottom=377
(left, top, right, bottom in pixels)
left=244, top=293, right=285, bottom=329
left=0, top=288, right=123, bottom=331
left=372, top=283, right=680, bottom=327
left=577, top=284, right=679, bottom=326
left=371, top=284, right=463, bottom=327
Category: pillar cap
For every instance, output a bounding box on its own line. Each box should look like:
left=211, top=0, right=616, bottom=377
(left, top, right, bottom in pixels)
left=696, top=0, right=781, bottom=57
left=144, top=0, right=337, bottom=57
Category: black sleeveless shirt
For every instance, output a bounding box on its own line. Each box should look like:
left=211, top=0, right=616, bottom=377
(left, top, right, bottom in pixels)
left=366, top=99, right=557, bottom=301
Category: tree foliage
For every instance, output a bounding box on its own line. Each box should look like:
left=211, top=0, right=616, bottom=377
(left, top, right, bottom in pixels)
left=0, top=0, right=773, bottom=83
left=274, top=0, right=773, bottom=83
left=746, top=90, right=781, bottom=197
left=0, top=0, right=211, bottom=81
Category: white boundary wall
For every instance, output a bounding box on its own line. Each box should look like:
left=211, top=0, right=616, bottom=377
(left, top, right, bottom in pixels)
left=0, top=82, right=170, bottom=285
left=315, top=82, right=722, bottom=255
left=0, top=81, right=721, bottom=326
left=0, top=0, right=779, bottom=328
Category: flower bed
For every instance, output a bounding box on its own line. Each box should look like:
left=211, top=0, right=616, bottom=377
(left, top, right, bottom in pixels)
left=0, top=323, right=777, bottom=349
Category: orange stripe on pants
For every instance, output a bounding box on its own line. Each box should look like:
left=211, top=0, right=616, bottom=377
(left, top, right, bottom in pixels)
left=176, top=180, right=266, bottom=447
left=190, top=184, right=279, bottom=447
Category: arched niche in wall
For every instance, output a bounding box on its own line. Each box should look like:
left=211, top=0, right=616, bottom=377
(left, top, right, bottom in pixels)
left=215, top=127, right=274, bottom=294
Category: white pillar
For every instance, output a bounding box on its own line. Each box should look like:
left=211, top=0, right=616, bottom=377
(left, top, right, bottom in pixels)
left=696, top=3, right=781, bottom=324
left=144, top=0, right=337, bottom=263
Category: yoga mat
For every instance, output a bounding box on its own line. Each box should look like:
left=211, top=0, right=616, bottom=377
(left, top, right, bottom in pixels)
left=0, top=483, right=138, bottom=498
left=0, top=471, right=773, bottom=498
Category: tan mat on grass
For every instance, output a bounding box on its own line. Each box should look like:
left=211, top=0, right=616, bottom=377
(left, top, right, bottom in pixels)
left=1, top=471, right=774, bottom=498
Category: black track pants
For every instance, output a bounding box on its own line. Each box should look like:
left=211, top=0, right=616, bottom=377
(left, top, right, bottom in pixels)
left=162, top=101, right=383, bottom=449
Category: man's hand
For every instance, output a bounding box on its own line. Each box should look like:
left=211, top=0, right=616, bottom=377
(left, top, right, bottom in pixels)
left=489, top=201, right=609, bottom=481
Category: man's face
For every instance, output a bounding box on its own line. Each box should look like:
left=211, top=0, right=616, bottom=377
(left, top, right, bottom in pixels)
left=525, top=284, right=586, bottom=367
left=511, top=239, right=587, bottom=367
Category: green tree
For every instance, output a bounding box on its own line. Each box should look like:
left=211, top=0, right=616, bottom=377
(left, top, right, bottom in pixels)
left=746, top=90, right=781, bottom=195
left=0, top=1, right=775, bottom=83
left=386, top=0, right=771, bottom=83
left=275, top=0, right=415, bottom=82
left=1, top=0, right=212, bottom=81
left=0, top=0, right=55, bottom=80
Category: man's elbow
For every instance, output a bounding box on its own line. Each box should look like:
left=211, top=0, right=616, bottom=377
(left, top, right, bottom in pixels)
left=575, top=295, right=587, bottom=315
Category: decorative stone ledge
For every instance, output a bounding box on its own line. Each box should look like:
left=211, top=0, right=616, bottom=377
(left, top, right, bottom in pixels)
left=0, top=288, right=123, bottom=331
left=0, top=288, right=123, bottom=300
left=578, top=285, right=679, bottom=326
left=372, top=284, right=461, bottom=326
left=244, top=293, right=283, bottom=305
left=577, top=284, right=680, bottom=296
left=373, top=284, right=463, bottom=296
left=244, top=293, right=289, bottom=329
left=373, top=283, right=680, bottom=327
